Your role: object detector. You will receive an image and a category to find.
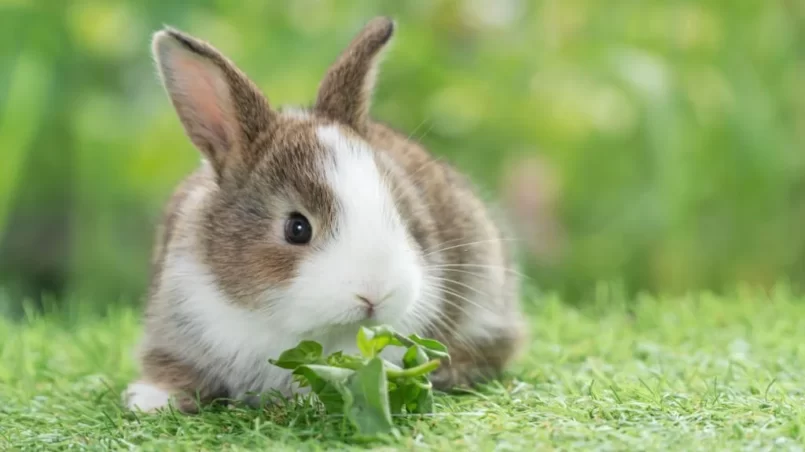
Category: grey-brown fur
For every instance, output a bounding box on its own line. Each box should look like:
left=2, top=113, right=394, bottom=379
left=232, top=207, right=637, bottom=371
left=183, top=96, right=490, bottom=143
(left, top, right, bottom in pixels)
left=126, top=16, right=527, bottom=413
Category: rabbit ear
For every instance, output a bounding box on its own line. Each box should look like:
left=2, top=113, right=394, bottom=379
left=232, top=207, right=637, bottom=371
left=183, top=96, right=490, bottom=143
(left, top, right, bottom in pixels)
left=314, top=17, right=395, bottom=134
left=152, top=27, right=275, bottom=180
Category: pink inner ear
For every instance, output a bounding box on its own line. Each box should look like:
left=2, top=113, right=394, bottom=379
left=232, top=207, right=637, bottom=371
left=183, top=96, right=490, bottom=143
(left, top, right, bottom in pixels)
left=170, top=52, right=235, bottom=152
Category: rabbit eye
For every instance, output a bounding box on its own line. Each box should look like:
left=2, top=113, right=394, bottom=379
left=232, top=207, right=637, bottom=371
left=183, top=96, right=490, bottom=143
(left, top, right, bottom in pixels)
left=284, top=213, right=312, bottom=245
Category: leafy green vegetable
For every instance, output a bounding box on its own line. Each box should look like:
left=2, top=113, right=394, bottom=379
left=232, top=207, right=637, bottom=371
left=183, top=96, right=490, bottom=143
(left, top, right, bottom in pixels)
left=345, top=358, right=393, bottom=435
left=268, top=325, right=450, bottom=437
left=270, top=340, right=323, bottom=369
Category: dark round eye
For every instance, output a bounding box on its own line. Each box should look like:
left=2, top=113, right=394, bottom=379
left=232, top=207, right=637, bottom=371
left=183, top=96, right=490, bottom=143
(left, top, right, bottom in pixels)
left=284, top=213, right=312, bottom=245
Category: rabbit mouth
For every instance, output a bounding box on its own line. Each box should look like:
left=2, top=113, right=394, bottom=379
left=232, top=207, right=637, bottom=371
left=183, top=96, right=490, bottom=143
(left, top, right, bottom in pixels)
left=332, top=305, right=395, bottom=330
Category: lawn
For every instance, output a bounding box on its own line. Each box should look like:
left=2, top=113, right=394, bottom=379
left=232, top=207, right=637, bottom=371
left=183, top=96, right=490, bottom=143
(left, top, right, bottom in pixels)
left=2, top=285, right=805, bottom=451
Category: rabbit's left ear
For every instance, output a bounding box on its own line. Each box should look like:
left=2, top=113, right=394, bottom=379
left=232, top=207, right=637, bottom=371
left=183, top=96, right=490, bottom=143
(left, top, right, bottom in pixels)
left=314, top=17, right=395, bottom=134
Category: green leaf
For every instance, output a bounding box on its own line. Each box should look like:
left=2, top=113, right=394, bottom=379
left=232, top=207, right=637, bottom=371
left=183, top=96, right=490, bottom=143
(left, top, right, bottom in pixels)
left=294, top=364, right=355, bottom=384
left=407, top=334, right=451, bottom=362
left=413, top=379, right=434, bottom=414
left=294, top=364, right=355, bottom=413
left=269, top=340, right=324, bottom=369
left=407, top=334, right=449, bottom=353
left=267, top=324, right=445, bottom=435
left=403, top=382, right=421, bottom=412
left=363, top=324, right=401, bottom=341
left=326, top=351, right=366, bottom=369
left=356, top=326, right=394, bottom=358
left=388, top=387, right=405, bottom=415
left=345, top=357, right=394, bottom=436
left=403, top=344, right=430, bottom=369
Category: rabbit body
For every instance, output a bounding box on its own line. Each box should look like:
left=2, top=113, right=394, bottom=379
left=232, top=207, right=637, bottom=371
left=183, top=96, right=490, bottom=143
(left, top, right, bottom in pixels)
left=124, top=17, right=526, bottom=413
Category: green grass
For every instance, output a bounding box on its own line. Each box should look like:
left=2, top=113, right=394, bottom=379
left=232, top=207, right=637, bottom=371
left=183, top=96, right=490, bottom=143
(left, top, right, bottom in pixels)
left=3, top=285, right=805, bottom=450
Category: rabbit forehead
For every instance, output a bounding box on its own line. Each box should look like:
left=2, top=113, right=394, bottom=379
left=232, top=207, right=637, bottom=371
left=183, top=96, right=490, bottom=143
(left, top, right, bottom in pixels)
left=316, top=124, right=401, bottom=237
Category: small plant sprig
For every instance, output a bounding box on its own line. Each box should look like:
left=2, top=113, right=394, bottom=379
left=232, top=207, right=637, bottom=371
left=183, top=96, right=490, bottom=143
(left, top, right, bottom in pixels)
left=269, top=325, right=450, bottom=437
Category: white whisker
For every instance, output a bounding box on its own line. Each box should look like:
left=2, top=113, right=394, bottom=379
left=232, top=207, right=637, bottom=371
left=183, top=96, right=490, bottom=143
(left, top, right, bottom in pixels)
left=427, top=263, right=529, bottom=279
left=422, top=283, right=491, bottom=315
left=425, top=275, right=490, bottom=299
left=431, top=267, right=497, bottom=281
left=415, top=295, right=484, bottom=364
left=422, top=238, right=524, bottom=258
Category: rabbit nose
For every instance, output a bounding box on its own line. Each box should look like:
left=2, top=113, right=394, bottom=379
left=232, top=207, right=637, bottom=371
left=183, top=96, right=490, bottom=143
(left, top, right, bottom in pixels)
left=356, top=294, right=373, bottom=306
left=355, top=290, right=394, bottom=315
left=355, top=295, right=376, bottom=317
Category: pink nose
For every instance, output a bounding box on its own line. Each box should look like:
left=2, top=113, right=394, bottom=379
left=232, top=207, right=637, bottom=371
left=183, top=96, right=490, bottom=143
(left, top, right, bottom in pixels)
left=355, top=295, right=375, bottom=316
left=355, top=290, right=394, bottom=316
left=356, top=294, right=374, bottom=306
left=355, top=289, right=393, bottom=305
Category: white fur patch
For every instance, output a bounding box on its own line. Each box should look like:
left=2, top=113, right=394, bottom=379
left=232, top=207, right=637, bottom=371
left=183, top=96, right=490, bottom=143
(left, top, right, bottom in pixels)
left=124, top=381, right=172, bottom=413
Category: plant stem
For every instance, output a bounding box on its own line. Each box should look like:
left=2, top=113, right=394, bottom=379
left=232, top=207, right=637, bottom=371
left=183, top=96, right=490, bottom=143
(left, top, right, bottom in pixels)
left=393, top=332, right=417, bottom=347
left=413, top=378, right=433, bottom=390
left=386, top=359, right=441, bottom=378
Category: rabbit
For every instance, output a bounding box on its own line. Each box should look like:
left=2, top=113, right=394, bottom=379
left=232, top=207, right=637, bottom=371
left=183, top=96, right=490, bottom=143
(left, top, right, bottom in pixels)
left=123, top=16, right=528, bottom=414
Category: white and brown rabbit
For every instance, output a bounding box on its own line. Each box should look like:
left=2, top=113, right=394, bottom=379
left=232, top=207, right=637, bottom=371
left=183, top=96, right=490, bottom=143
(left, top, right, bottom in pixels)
left=124, top=16, right=527, bottom=413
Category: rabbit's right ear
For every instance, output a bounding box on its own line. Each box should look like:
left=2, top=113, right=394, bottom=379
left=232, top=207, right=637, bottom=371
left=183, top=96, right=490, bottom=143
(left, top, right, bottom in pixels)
left=314, top=17, right=395, bottom=135
left=152, top=27, right=275, bottom=181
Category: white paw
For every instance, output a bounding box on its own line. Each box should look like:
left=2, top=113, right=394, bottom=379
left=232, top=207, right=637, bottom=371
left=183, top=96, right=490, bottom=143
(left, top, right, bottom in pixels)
left=123, top=381, right=172, bottom=413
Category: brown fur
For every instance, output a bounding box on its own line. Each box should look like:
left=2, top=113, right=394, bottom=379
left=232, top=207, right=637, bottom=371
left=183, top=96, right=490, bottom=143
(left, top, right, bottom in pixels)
left=126, top=17, right=527, bottom=412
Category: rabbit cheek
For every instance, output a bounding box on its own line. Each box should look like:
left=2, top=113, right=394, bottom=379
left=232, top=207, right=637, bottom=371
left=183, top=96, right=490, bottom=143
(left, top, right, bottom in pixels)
left=200, top=204, right=301, bottom=307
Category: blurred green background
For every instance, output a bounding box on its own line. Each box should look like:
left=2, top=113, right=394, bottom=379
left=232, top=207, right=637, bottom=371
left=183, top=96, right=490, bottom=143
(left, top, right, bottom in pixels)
left=1, top=0, right=804, bottom=315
